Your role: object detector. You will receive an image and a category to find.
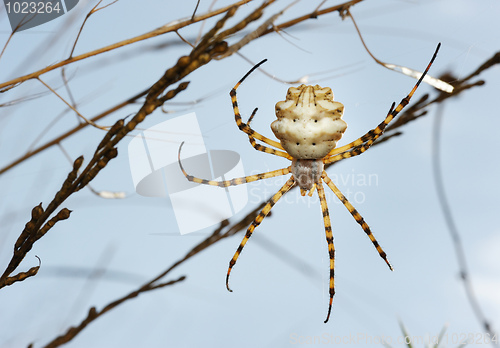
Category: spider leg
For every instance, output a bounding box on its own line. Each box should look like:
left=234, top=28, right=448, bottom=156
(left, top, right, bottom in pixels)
left=226, top=176, right=295, bottom=292
left=317, top=181, right=335, bottom=324
left=322, top=172, right=393, bottom=271
left=245, top=107, right=293, bottom=160
left=324, top=104, right=395, bottom=163
left=230, top=59, right=285, bottom=151
left=324, top=43, right=441, bottom=164
left=178, top=142, right=291, bottom=187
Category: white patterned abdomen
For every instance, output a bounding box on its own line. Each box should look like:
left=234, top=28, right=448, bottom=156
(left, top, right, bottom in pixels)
left=271, top=85, right=347, bottom=159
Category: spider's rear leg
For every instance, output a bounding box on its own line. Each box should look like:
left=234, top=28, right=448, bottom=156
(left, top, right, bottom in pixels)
left=178, top=142, right=291, bottom=187
left=317, top=181, right=335, bottom=323
left=230, top=59, right=285, bottom=151
left=245, top=107, right=293, bottom=160
left=322, top=172, right=393, bottom=271
left=325, top=43, right=441, bottom=164
left=226, top=177, right=295, bottom=292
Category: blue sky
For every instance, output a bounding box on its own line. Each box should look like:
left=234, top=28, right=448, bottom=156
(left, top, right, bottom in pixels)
left=1, top=1, right=499, bottom=347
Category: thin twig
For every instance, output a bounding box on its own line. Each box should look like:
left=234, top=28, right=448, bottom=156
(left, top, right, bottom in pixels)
left=344, top=8, right=453, bottom=93
left=36, top=77, right=108, bottom=130
left=0, top=0, right=367, bottom=176
left=192, top=0, right=201, bottom=20
left=0, top=0, right=254, bottom=92
left=69, top=0, right=120, bottom=58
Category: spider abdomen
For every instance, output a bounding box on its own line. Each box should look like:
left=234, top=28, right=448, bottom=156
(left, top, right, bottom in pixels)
left=291, top=159, right=324, bottom=190
left=271, top=84, right=347, bottom=159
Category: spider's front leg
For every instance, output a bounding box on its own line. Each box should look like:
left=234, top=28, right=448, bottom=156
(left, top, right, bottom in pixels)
left=324, top=43, right=441, bottom=164
left=244, top=107, right=293, bottom=160
left=230, top=59, right=285, bottom=151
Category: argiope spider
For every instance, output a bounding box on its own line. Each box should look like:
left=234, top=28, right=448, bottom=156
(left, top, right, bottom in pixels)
left=178, top=43, right=440, bottom=323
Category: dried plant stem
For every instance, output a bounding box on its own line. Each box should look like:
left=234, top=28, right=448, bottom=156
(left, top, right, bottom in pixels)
left=0, top=0, right=253, bottom=92
left=0, top=0, right=366, bottom=177
left=36, top=77, right=107, bottom=130
left=0, top=88, right=148, bottom=176
left=69, top=0, right=120, bottom=58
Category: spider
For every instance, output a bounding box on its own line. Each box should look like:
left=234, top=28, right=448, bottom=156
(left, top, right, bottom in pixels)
left=178, top=43, right=440, bottom=323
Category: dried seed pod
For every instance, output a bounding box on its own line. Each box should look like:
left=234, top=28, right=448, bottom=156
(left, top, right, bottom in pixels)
left=177, top=56, right=191, bottom=68
left=96, top=120, right=124, bottom=153
left=56, top=208, right=71, bottom=220
left=37, top=208, right=72, bottom=238
left=73, top=156, right=84, bottom=172
left=31, top=203, right=44, bottom=221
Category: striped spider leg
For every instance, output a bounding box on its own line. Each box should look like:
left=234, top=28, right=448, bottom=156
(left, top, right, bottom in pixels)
left=178, top=43, right=440, bottom=323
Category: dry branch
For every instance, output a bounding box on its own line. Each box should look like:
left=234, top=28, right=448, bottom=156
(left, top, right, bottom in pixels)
left=0, top=0, right=365, bottom=176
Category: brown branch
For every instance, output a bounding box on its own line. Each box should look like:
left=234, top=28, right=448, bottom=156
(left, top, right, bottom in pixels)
left=0, top=0, right=274, bottom=302
left=0, top=0, right=365, bottom=176
left=0, top=88, right=147, bottom=176
left=0, top=0, right=253, bottom=92
left=1, top=256, right=41, bottom=288
left=262, top=0, right=364, bottom=35
left=0, top=6, right=232, bottom=289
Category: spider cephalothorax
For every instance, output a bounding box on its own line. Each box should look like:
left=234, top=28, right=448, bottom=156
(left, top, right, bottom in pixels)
left=271, top=85, right=347, bottom=160
left=179, top=44, right=440, bottom=323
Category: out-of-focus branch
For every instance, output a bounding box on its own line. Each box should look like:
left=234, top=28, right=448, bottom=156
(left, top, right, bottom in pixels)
left=432, top=104, right=498, bottom=345
left=261, top=0, right=364, bottom=35
left=0, top=88, right=147, bottom=176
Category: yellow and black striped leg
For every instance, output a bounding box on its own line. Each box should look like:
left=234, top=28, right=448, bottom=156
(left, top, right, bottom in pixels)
left=317, top=181, right=335, bottom=323
left=230, top=60, right=285, bottom=151
left=324, top=104, right=395, bottom=164
left=227, top=177, right=295, bottom=292
left=245, top=108, right=293, bottom=160
left=325, top=43, right=441, bottom=163
left=322, top=172, right=393, bottom=271
left=178, top=142, right=291, bottom=186
left=325, top=103, right=395, bottom=160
